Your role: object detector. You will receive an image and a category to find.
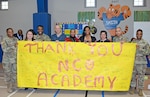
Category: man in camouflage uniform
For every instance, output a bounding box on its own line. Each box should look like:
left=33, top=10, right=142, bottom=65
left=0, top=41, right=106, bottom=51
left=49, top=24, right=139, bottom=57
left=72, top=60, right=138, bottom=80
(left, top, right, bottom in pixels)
left=34, top=25, right=51, bottom=41
left=1, top=28, right=18, bottom=93
left=113, top=27, right=128, bottom=42
left=129, top=29, right=150, bottom=96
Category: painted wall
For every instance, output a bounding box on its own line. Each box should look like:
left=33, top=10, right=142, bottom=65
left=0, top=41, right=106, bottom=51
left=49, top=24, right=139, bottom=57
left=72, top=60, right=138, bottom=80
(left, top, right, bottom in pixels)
left=48, top=0, right=150, bottom=40
left=0, top=0, right=36, bottom=36
left=0, top=0, right=150, bottom=40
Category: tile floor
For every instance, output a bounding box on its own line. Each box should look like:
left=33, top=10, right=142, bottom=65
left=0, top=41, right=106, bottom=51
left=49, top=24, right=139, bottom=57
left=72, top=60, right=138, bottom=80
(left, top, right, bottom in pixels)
left=0, top=64, right=149, bottom=97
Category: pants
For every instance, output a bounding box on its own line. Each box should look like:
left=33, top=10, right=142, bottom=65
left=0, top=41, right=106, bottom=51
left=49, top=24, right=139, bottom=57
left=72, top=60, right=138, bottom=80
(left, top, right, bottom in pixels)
left=130, top=64, right=146, bottom=89
left=2, top=62, right=17, bottom=84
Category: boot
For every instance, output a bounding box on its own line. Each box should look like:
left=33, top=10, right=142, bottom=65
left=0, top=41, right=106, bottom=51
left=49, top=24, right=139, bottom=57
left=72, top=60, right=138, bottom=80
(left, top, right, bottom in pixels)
left=12, top=82, right=18, bottom=91
left=7, top=83, right=13, bottom=93
left=129, top=87, right=135, bottom=95
left=138, top=89, right=143, bottom=96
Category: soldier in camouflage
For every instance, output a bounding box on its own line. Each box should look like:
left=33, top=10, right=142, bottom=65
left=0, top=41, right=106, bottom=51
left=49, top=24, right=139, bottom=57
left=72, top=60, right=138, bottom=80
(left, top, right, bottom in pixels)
left=113, top=27, right=128, bottom=42
left=1, top=28, right=18, bottom=93
left=34, top=25, right=51, bottom=41
left=129, top=29, right=150, bottom=96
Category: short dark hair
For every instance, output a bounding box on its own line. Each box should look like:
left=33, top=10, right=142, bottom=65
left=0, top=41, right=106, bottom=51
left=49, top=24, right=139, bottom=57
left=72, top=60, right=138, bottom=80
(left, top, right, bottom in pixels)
left=100, top=30, right=108, bottom=38
left=37, top=25, right=44, bottom=29
left=136, top=29, right=143, bottom=34
left=6, top=28, right=13, bottom=32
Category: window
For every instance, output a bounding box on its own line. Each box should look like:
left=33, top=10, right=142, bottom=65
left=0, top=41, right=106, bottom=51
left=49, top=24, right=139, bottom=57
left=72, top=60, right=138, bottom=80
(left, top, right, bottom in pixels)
left=85, top=0, right=96, bottom=8
left=0, top=0, right=8, bottom=10
left=134, top=0, right=145, bottom=6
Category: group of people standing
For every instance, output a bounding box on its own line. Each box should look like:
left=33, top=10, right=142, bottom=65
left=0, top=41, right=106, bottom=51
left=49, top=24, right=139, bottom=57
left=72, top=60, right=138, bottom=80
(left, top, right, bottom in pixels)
left=1, top=25, right=150, bottom=97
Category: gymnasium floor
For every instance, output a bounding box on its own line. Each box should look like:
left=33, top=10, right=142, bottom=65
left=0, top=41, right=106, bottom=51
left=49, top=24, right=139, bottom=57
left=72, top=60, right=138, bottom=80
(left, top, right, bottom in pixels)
left=0, top=65, right=149, bottom=97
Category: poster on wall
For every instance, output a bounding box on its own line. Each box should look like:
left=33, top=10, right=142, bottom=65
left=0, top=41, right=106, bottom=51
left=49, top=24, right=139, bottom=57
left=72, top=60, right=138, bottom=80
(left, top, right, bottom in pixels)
left=56, top=11, right=96, bottom=37
left=97, top=4, right=131, bottom=38
left=56, top=22, right=88, bottom=37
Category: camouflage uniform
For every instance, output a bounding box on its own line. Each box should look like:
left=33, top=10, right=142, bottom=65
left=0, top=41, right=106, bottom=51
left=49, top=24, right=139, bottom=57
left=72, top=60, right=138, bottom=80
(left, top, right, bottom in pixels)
left=113, top=35, right=128, bottom=42
left=130, top=39, right=149, bottom=89
left=35, top=33, right=51, bottom=41
left=1, top=36, right=17, bottom=92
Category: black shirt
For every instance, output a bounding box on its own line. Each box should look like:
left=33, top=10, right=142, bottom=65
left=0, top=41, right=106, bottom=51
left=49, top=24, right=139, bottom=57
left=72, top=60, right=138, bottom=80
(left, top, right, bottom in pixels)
left=97, top=39, right=110, bottom=42
left=79, top=36, right=96, bottom=42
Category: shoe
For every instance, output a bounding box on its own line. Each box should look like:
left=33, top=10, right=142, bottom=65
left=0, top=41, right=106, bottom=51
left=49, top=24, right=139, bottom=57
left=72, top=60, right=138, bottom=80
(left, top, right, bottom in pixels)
left=129, top=87, right=135, bottom=95
left=7, top=83, right=13, bottom=93
left=12, top=82, right=18, bottom=91
left=138, top=89, right=143, bottom=96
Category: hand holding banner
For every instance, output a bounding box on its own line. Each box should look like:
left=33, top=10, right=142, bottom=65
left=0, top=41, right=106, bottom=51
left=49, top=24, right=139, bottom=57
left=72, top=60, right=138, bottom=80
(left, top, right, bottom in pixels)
left=17, top=41, right=136, bottom=91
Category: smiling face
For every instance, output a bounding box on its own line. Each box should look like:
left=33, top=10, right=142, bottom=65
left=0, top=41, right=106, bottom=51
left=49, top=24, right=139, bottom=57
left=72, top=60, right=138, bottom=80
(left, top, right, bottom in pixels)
left=7, top=28, right=14, bottom=38
left=18, top=29, right=23, bottom=35
left=70, top=29, right=76, bottom=37
left=100, top=32, right=107, bottom=40
left=116, top=27, right=122, bottom=37
left=136, top=30, right=143, bottom=40
left=55, top=25, right=62, bottom=34
left=85, top=27, right=91, bottom=35
left=37, top=26, right=44, bottom=35
left=26, top=31, right=34, bottom=40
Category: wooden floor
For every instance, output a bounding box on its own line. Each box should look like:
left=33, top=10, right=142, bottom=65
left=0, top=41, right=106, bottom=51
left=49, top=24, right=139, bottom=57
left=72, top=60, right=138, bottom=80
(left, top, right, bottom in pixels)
left=0, top=64, right=149, bottom=97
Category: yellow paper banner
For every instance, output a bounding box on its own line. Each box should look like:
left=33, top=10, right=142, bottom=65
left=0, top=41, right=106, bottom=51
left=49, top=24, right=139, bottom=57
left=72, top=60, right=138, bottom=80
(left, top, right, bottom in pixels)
left=17, top=41, right=136, bottom=91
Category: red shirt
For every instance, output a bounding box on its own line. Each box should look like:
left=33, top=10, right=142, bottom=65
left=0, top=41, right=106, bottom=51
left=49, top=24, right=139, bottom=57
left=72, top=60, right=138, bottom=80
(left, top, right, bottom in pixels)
left=65, top=37, right=80, bottom=42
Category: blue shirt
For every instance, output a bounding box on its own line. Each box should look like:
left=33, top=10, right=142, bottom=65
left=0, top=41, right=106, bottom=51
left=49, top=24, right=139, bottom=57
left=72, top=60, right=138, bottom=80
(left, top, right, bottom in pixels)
left=146, top=55, right=150, bottom=67
left=51, top=33, right=66, bottom=41
left=102, top=13, right=124, bottom=30
left=0, top=45, right=3, bottom=63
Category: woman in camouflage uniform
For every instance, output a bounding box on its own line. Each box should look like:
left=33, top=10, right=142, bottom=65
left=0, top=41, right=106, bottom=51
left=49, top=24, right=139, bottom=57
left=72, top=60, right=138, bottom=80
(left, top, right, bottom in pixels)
left=1, top=28, right=18, bottom=93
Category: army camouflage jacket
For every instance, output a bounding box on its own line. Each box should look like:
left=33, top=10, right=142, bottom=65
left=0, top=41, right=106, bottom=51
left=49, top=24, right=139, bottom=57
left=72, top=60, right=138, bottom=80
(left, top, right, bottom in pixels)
left=132, top=39, right=150, bottom=64
left=35, top=33, right=51, bottom=41
left=1, top=36, right=17, bottom=63
left=113, top=35, right=128, bottom=42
